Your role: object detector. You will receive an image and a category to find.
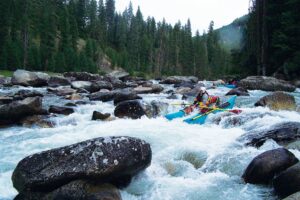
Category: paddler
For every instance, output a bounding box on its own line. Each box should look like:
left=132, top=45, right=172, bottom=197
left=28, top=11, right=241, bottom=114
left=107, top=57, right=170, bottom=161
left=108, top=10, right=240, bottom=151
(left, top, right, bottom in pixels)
left=184, top=87, right=220, bottom=114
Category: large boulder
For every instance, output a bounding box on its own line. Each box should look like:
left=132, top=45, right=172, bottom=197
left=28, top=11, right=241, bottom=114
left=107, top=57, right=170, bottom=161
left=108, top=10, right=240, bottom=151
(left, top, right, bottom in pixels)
left=47, top=86, right=76, bottom=96
left=113, top=90, right=142, bottom=105
left=160, top=76, right=198, bottom=84
left=144, top=101, right=169, bottom=118
left=89, top=91, right=115, bottom=102
left=0, top=97, right=45, bottom=125
left=273, top=163, right=300, bottom=198
left=0, top=96, right=14, bottom=105
left=15, top=181, right=121, bottom=200
left=255, top=91, right=296, bottom=111
left=114, top=100, right=146, bottom=119
left=63, top=72, right=101, bottom=81
left=12, top=136, right=152, bottom=192
left=92, top=111, right=111, bottom=121
left=71, top=81, right=93, bottom=92
left=242, top=148, right=298, bottom=184
left=49, top=106, right=74, bottom=115
left=90, top=81, right=113, bottom=92
left=238, top=122, right=300, bottom=147
left=12, top=70, right=50, bottom=87
left=238, top=76, right=296, bottom=92
left=225, top=87, right=249, bottom=96
left=47, top=76, right=71, bottom=87
left=13, top=90, right=44, bottom=101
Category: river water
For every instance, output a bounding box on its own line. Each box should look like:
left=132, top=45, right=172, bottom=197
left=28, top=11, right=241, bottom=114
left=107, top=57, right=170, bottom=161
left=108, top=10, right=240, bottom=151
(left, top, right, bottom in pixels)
left=0, top=85, right=300, bottom=200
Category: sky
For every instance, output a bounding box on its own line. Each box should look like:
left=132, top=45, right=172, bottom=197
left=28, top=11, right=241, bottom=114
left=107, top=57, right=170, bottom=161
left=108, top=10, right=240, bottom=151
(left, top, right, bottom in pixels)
left=115, top=0, right=249, bottom=34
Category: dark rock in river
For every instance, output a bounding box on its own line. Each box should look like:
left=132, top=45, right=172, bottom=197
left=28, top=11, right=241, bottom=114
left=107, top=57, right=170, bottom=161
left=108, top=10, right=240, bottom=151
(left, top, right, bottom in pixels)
left=254, top=91, right=296, bottom=111
left=20, top=115, right=53, bottom=128
left=238, top=76, right=296, bottom=92
left=0, top=96, right=13, bottom=105
left=238, top=122, right=300, bottom=147
left=144, top=101, right=169, bottom=118
left=71, top=81, right=93, bottom=92
left=15, top=181, right=121, bottom=200
left=89, top=91, right=115, bottom=102
left=13, top=90, right=44, bottom=101
left=63, top=72, right=101, bottom=81
left=47, top=76, right=71, bottom=87
left=0, top=97, right=45, bottom=125
left=92, top=111, right=111, bottom=121
left=160, top=76, right=198, bottom=84
left=113, top=90, right=142, bottom=105
left=273, top=163, right=300, bottom=198
left=11, top=70, right=50, bottom=87
left=12, top=136, right=151, bottom=193
left=114, top=100, right=146, bottom=119
left=48, top=86, right=76, bottom=96
left=225, top=87, right=249, bottom=96
left=242, top=148, right=298, bottom=184
left=90, top=81, right=113, bottom=92
left=49, top=105, right=74, bottom=115
left=174, top=81, right=195, bottom=89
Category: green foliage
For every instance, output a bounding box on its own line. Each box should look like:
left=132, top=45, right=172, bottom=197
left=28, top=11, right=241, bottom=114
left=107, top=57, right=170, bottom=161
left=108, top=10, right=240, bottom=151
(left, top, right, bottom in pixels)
left=0, top=0, right=235, bottom=77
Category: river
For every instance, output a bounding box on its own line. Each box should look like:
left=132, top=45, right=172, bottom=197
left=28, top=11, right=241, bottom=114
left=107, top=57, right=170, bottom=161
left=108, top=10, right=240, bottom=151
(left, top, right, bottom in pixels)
left=0, top=85, right=300, bottom=200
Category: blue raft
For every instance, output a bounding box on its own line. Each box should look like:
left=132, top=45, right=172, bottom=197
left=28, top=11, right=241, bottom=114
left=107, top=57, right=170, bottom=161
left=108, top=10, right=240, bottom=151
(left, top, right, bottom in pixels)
left=165, top=96, right=237, bottom=125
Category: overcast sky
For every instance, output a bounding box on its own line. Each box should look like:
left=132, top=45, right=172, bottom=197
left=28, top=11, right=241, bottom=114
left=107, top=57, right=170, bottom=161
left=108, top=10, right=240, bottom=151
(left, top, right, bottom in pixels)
left=115, top=0, right=249, bottom=34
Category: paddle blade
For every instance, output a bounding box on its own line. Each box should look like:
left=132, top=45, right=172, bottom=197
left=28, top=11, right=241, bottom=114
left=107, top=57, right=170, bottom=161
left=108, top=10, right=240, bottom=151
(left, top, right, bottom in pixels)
left=229, top=109, right=242, bottom=114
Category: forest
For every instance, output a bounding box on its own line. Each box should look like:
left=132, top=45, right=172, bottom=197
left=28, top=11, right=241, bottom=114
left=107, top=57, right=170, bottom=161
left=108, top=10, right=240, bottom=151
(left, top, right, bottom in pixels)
left=0, top=0, right=299, bottom=80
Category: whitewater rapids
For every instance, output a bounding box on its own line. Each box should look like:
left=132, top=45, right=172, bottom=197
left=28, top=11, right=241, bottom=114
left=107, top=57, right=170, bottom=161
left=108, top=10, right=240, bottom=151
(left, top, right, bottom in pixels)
left=0, top=86, right=300, bottom=200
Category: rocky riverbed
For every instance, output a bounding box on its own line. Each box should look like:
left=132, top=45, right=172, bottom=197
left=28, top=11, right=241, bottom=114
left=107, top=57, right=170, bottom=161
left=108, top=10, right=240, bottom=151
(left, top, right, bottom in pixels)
left=1, top=70, right=300, bottom=200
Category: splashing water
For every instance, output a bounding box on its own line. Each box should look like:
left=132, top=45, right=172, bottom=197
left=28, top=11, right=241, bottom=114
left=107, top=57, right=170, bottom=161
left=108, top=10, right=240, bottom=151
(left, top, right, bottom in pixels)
left=0, top=85, right=299, bottom=200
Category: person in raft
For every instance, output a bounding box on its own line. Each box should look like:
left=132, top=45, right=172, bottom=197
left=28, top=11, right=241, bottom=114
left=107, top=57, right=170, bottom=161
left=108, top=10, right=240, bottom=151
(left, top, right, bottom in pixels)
left=184, top=87, right=220, bottom=114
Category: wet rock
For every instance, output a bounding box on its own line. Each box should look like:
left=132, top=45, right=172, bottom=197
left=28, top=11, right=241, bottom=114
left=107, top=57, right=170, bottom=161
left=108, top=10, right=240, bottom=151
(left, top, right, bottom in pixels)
left=176, top=87, right=192, bottom=95
left=293, top=80, right=300, bottom=88
left=0, top=96, right=13, bottom=105
left=89, top=91, right=115, bottom=102
left=71, top=81, right=92, bottom=92
left=133, top=86, right=153, bottom=94
left=273, top=163, right=300, bottom=198
left=0, top=97, right=45, bottom=125
left=92, top=111, right=111, bottom=121
left=104, top=76, right=126, bottom=89
left=174, top=81, right=195, bottom=88
left=182, top=87, right=201, bottom=97
left=160, top=76, right=198, bottom=84
left=282, top=191, right=300, bottom=200
left=167, top=93, right=178, bottom=99
left=239, top=76, right=296, bottom=92
left=0, top=76, right=11, bottom=86
left=225, top=87, right=249, bottom=96
left=65, top=102, right=77, bottom=107
left=255, top=91, right=296, bottom=111
left=15, top=181, right=121, bottom=200
left=151, top=84, right=164, bottom=93
left=48, top=86, right=76, bottom=96
left=63, top=72, right=101, bottom=81
left=114, top=100, right=145, bottom=119
left=47, top=76, right=70, bottom=87
left=113, top=90, right=142, bottom=105
left=49, top=106, right=74, bottom=115
left=20, top=115, right=53, bottom=128
left=239, top=122, right=300, bottom=147
left=242, top=148, right=298, bottom=184
left=286, top=141, right=300, bottom=151
left=75, top=101, right=93, bottom=105
left=12, top=136, right=151, bottom=192
left=90, top=81, right=113, bottom=92
left=13, top=90, right=44, bottom=100
left=144, top=101, right=169, bottom=118
left=11, top=70, right=50, bottom=87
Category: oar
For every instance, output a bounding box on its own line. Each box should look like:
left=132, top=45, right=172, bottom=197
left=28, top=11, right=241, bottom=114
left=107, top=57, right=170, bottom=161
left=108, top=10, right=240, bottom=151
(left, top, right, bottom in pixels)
left=192, top=107, right=242, bottom=120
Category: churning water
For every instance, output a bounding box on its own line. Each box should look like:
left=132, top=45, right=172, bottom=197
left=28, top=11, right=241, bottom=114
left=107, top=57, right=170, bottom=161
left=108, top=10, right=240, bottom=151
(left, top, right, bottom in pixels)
left=0, top=85, right=300, bottom=200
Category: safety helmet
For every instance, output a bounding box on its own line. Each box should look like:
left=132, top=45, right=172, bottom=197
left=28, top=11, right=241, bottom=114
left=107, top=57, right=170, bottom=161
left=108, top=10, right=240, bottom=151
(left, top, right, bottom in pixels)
left=200, top=87, right=206, bottom=93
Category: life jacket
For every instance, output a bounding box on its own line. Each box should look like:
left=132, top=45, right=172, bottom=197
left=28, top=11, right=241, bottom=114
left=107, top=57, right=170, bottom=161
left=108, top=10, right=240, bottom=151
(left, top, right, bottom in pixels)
left=199, top=95, right=220, bottom=113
